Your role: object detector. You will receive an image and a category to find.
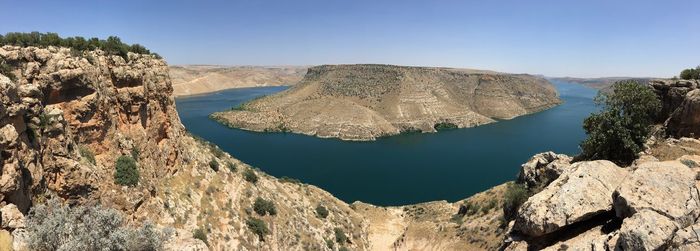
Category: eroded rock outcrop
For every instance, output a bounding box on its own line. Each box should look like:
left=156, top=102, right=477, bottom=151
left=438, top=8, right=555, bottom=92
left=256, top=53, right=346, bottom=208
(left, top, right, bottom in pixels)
left=212, top=64, right=562, bottom=141
left=514, top=160, right=627, bottom=237
left=0, top=46, right=374, bottom=250
left=650, top=79, right=700, bottom=138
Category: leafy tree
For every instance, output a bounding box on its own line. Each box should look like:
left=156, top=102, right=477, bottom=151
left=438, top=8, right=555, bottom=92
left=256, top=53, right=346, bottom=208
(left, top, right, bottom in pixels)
left=253, top=197, right=277, bottom=216
left=243, top=168, right=259, bottom=183
left=578, top=80, right=661, bottom=165
left=209, top=159, right=219, bottom=172
left=502, top=182, right=529, bottom=221
left=680, top=66, right=700, bottom=80
left=192, top=228, right=208, bottom=246
left=334, top=227, right=348, bottom=244
left=315, top=204, right=329, bottom=218
left=114, top=155, right=139, bottom=186
left=0, top=32, right=160, bottom=59
left=246, top=218, right=270, bottom=241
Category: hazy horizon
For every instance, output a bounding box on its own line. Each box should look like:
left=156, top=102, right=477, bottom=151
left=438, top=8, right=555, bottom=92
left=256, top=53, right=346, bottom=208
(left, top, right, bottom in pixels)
left=3, top=0, right=699, bottom=78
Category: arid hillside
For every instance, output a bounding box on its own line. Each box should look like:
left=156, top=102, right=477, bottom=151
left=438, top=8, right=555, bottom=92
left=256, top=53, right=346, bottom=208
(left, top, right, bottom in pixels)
left=169, top=65, right=307, bottom=97
left=212, top=64, right=562, bottom=141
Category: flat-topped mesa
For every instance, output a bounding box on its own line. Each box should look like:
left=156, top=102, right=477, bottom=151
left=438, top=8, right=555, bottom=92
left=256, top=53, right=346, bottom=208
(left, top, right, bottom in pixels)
left=211, top=64, right=562, bottom=140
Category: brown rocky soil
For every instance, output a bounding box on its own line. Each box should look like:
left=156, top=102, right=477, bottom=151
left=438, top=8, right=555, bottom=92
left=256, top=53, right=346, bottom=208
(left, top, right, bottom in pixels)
left=212, top=64, right=562, bottom=141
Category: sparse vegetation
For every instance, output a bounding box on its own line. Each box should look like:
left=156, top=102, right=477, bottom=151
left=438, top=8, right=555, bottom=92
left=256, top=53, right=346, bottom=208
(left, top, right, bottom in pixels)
left=246, top=217, right=270, bottom=241
left=253, top=197, right=277, bottom=216
left=26, top=199, right=171, bottom=251
left=334, top=227, right=348, bottom=244
left=279, top=176, right=301, bottom=184
left=209, top=159, right=220, bottom=172
left=461, top=201, right=481, bottom=216
left=0, top=59, right=16, bottom=81
left=681, top=159, right=698, bottom=168
left=193, top=228, right=208, bottom=246
left=227, top=162, right=237, bottom=172
left=434, top=122, right=458, bottom=130
left=114, top=155, right=139, bottom=186
left=243, top=168, right=259, bottom=183
left=339, top=246, right=351, bottom=251
left=0, top=32, right=160, bottom=59
left=316, top=204, right=329, bottom=218
left=79, top=145, right=96, bottom=165
left=503, top=182, right=529, bottom=221
left=130, top=146, right=140, bottom=160
left=577, top=80, right=661, bottom=165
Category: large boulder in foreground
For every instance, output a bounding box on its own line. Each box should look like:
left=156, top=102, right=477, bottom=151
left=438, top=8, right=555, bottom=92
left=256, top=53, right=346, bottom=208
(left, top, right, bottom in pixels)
left=517, top=151, right=572, bottom=191
left=514, top=160, right=627, bottom=236
left=614, top=161, right=700, bottom=250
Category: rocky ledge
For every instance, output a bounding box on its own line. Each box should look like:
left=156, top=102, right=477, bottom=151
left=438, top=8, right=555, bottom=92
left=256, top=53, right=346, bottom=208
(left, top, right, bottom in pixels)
left=211, top=64, right=561, bottom=141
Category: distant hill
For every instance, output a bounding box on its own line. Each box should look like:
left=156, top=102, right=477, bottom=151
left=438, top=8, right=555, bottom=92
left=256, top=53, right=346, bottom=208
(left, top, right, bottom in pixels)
left=212, top=64, right=562, bottom=140
left=550, top=77, right=655, bottom=90
left=169, top=65, right=308, bottom=97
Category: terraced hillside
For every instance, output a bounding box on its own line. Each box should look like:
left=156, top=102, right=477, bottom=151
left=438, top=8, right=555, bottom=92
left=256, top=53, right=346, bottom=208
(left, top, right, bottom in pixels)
left=212, top=64, right=561, bottom=140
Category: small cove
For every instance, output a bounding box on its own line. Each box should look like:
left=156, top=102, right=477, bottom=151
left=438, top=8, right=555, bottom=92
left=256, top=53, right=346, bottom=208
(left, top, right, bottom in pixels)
left=175, top=80, right=598, bottom=206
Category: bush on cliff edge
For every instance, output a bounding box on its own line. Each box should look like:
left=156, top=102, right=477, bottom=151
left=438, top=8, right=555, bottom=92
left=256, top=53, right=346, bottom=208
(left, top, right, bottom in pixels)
left=114, top=155, right=140, bottom=186
left=577, top=80, right=661, bottom=166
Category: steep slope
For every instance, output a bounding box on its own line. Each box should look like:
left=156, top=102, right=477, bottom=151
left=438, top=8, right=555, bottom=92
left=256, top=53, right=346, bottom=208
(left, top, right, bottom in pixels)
left=212, top=64, right=561, bottom=141
left=169, top=65, right=306, bottom=97
left=0, top=46, right=369, bottom=250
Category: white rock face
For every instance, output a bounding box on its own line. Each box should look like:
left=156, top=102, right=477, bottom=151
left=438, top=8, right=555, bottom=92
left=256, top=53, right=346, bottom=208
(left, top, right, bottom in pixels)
left=514, top=160, right=627, bottom=237
left=0, top=204, right=25, bottom=229
left=517, top=151, right=572, bottom=190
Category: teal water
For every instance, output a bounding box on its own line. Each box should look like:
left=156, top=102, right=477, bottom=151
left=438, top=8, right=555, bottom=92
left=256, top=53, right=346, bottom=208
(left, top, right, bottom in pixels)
left=175, top=80, right=598, bottom=206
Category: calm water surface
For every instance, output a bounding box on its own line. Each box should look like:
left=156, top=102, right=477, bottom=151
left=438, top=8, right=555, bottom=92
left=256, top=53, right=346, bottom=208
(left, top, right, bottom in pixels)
left=175, top=80, right=597, bottom=206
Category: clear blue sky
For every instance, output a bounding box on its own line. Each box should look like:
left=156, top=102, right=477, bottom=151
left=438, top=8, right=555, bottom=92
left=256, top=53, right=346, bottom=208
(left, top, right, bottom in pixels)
left=2, top=0, right=698, bottom=78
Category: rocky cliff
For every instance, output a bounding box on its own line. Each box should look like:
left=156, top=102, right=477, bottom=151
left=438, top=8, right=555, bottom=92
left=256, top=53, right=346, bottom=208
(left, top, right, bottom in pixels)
left=211, top=64, right=561, bottom=141
left=497, top=78, right=700, bottom=250
left=170, top=65, right=306, bottom=97
left=0, top=46, right=375, bottom=250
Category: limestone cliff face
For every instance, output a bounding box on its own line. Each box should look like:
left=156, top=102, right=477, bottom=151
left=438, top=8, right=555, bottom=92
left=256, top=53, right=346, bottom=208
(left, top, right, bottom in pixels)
left=211, top=64, right=561, bottom=141
left=0, top=46, right=372, bottom=250
left=650, top=79, right=700, bottom=137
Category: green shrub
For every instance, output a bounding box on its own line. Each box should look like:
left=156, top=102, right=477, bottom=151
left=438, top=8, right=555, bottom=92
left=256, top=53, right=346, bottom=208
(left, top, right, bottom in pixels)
left=503, top=182, right=529, bottom=221
left=334, top=227, right=347, bottom=244
left=279, top=176, right=301, bottom=184
left=79, top=146, right=96, bottom=165
left=246, top=218, right=270, bottom=241
left=325, top=238, right=334, bottom=249
left=243, top=168, right=259, bottom=183
left=680, top=66, right=700, bottom=80
left=253, top=197, right=277, bottom=216
left=578, top=80, right=661, bottom=165
left=0, top=32, right=160, bottom=59
left=114, top=155, right=139, bottom=186
left=193, top=228, right=208, bottom=246
left=433, top=122, right=458, bottom=130
left=0, top=59, right=16, bottom=82
left=339, top=246, right=351, bottom=251
left=26, top=199, right=171, bottom=250
left=315, top=204, right=329, bottom=219
left=209, top=159, right=219, bottom=172
left=227, top=162, right=237, bottom=173
left=461, top=201, right=481, bottom=216
left=130, top=147, right=140, bottom=160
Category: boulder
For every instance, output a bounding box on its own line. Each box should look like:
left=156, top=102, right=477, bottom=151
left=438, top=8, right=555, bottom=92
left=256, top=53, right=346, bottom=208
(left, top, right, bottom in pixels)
left=514, top=160, right=627, bottom=236
left=1, top=204, right=25, bottom=229
left=613, top=161, right=700, bottom=226
left=613, top=161, right=700, bottom=250
left=517, top=151, right=572, bottom=190
left=670, top=222, right=700, bottom=250
left=616, top=210, right=677, bottom=250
